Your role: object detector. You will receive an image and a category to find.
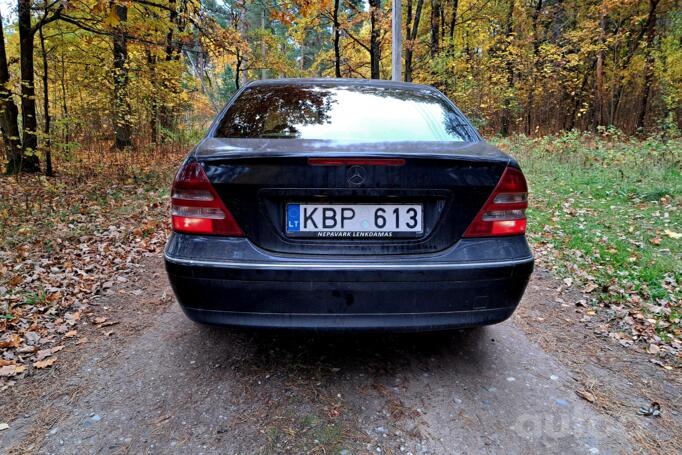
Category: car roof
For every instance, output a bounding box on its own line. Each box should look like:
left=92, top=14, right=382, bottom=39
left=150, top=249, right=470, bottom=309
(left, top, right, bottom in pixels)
left=242, top=78, right=439, bottom=93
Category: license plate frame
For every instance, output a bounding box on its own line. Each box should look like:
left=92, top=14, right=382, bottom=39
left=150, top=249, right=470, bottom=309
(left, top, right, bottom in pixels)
left=285, top=203, right=424, bottom=239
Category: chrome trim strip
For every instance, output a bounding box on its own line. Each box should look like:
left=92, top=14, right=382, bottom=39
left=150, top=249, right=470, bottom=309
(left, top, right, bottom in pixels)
left=163, top=251, right=533, bottom=270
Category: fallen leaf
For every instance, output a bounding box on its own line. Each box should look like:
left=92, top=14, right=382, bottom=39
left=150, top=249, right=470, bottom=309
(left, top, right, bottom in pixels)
left=582, top=283, right=597, bottom=293
left=35, top=345, right=65, bottom=361
left=98, top=321, right=119, bottom=328
left=648, top=344, right=660, bottom=355
left=33, top=358, right=56, bottom=369
left=0, top=423, right=8, bottom=431
left=0, top=365, right=26, bottom=377
left=664, top=229, right=681, bottom=239
left=576, top=390, right=596, bottom=403
left=35, top=349, right=52, bottom=361
left=94, top=317, right=107, bottom=324
left=0, top=359, right=15, bottom=367
left=64, top=330, right=78, bottom=338
left=0, top=334, right=21, bottom=349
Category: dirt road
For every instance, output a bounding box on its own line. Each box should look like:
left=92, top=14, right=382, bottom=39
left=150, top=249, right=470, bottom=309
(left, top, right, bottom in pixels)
left=1, top=258, right=680, bottom=454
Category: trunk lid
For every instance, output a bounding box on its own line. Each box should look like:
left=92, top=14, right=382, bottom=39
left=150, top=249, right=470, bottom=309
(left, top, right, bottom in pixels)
left=197, top=138, right=511, bottom=256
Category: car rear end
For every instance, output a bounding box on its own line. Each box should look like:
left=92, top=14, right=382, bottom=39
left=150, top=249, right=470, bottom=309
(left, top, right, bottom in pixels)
left=164, top=79, right=533, bottom=331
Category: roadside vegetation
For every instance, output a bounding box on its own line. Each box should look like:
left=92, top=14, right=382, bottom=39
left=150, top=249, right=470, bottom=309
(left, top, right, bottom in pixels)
left=0, top=147, right=182, bottom=379
left=498, top=130, right=681, bottom=366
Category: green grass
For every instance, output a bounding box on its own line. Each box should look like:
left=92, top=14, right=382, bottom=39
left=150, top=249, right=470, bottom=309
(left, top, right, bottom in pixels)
left=495, top=130, right=682, bottom=343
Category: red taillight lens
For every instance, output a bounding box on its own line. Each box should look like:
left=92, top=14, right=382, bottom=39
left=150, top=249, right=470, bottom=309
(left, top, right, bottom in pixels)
left=170, top=161, right=244, bottom=236
left=463, top=166, right=528, bottom=237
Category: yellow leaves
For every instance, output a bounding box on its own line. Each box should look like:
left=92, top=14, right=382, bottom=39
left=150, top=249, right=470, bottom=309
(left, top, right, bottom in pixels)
left=90, top=0, right=109, bottom=15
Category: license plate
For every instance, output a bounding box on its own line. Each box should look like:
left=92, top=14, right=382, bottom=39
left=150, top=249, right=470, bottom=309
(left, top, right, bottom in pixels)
left=286, top=203, right=423, bottom=238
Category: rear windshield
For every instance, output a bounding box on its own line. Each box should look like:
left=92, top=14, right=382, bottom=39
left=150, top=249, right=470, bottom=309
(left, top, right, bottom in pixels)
left=214, top=84, right=478, bottom=142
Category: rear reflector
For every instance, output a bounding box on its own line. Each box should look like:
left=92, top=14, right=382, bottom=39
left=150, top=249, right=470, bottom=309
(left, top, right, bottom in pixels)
left=308, top=158, right=405, bottom=166
left=463, top=166, right=528, bottom=237
left=170, top=161, right=244, bottom=236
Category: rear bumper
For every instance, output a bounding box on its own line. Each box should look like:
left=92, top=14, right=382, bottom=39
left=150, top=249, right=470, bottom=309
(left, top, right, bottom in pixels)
left=164, top=234, right=534, bottom=331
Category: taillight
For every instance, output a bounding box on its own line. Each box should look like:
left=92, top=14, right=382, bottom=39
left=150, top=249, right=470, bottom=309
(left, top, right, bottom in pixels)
left=308, top=158, right=405, bottom=166
left=463, top=166, right=528, bottom=237
left=170, top=161, right=244, bottom=236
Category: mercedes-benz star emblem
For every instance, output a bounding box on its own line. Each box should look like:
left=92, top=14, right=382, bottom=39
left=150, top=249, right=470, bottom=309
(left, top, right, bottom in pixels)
left=346, top=165, right=367, bottom=186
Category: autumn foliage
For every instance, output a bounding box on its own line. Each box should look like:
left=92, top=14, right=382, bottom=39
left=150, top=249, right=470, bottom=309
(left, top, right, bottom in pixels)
left=0, top=0, right=679, bottom=175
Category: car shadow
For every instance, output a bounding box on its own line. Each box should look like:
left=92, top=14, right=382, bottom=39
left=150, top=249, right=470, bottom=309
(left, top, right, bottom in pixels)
left=198, top=324, right=498, bottom=378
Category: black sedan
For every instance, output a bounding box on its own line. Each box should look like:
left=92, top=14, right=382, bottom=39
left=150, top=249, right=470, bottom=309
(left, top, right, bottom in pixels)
left=164, top=78, right=533, bottom=331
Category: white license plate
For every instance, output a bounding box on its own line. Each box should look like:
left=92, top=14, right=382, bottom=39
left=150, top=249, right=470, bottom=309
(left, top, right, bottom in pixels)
left=286, top=203, right=423, bottom=238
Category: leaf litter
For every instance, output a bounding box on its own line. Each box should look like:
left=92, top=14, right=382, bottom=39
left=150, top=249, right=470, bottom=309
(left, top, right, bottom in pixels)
left=1, top=151, right=182, bottom=383
left=498, top=133, right=682, bottom=369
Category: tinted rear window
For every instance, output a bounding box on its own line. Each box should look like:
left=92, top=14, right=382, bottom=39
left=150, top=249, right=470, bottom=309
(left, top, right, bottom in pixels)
left=214, top=84, right=478, bottom=142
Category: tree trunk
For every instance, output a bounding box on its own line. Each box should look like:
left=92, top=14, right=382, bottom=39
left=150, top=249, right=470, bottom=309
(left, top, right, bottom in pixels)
left=238, top=4, right=248, bottom=87
left=165, top=0, right=178, bottom=60
left=404, top=0, right=423, bottom=82
left=594, top=13, right=606, bottom=128
left=260, top=7, right=268, bottom=80
left=333, top=0, right=341, bottom=77
left=567, top=58, right=595, bottom=131
left=430, top=0, right=440, bottom=56
left=146, top=49, right=159, bottom=144
left=369, top=0, right=382, bottom=79
left=524, top=0, right=542, bottom=136
left=0, top=11, right=24, bottom=174
left=60, top=44, right=69, bottom=151
left=448, top=0, right=458, bottom=42
left=235, top=48, right=242, bottom=89
left=159, top=0, right=180, bottom=138
left=439, top=2, right=445, bottom=40
left=39, top=26, right=52, bottom=176
left=300, top=31, right=306, bottom=70
left=499, top=0, right=514, bottom=137
left=18, top=0, right=41, bottom=171
left=610, top=0, right=659, bottom=128
left=112, top=2, right=132, bottom=149
left=636, top=0, right=659, bottom=132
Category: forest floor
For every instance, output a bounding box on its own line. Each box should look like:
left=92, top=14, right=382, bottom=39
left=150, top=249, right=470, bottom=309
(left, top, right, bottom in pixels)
left=0, top=133, right=680, bottom=453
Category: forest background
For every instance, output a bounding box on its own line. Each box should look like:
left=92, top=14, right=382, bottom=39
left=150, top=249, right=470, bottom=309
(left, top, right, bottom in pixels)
left=0, top=0, right=680, bottom=174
